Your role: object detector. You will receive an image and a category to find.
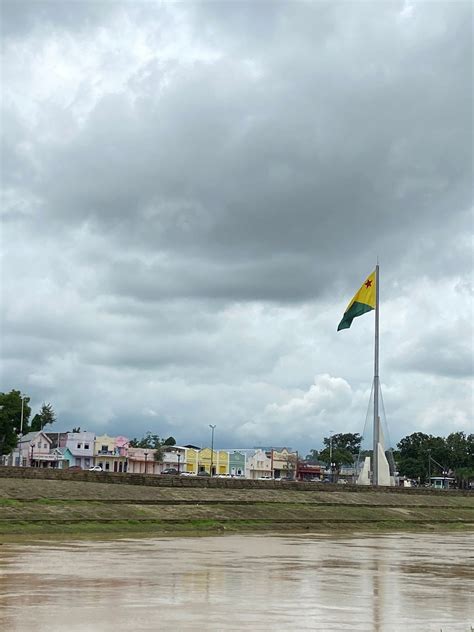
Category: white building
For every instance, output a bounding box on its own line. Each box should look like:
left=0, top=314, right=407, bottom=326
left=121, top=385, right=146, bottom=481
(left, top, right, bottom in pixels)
left=9, top=431, right=66, bottom=468
left=64, top=431, right=95, bottom=470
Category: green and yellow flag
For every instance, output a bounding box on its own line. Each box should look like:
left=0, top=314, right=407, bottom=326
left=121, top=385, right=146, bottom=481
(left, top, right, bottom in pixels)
left=338, top=270, right=376, bottom=331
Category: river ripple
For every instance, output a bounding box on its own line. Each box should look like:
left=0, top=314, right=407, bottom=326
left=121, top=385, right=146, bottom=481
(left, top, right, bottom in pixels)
left=0, top=532, right=472, bottom=631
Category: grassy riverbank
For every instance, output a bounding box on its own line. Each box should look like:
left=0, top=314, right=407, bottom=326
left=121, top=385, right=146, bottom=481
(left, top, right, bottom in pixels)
left=0, top=474, right=473, bottom=537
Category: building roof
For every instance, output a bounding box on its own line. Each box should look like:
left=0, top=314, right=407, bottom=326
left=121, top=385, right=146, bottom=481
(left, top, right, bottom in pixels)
left=45, top=432, right=69, bottom=448
left=254, top=446, right=294, bottom=452
left=19, top=431, right=51, bottom=444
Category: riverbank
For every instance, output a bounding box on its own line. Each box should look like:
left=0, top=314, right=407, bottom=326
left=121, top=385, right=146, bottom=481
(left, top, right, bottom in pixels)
left=0, top=473, right=472, bottom=537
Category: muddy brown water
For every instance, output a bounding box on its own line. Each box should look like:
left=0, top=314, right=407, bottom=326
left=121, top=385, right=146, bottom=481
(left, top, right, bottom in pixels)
left=0, top=532, right=472, bottom=631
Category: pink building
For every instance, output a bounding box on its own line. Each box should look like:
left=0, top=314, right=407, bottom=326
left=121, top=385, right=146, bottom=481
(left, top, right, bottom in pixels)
left=127, top=447, right=161, bottom=474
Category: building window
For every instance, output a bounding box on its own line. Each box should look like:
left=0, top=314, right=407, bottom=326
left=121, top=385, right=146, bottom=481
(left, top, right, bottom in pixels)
left=84, top=444, right=89, bottom=450
left=77, top=443, right=82, bottom=449
left=105, top=462, right=110, bottom=471
left=85, top=458, right=90, bottom=466
left=44, top=444, right=47, bottom=449
left=101, top=445, right=108, bottom=453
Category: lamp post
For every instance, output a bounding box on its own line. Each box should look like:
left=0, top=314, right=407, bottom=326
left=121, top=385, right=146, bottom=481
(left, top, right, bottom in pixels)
left=209, top=424, right=216, bottom=476
left=328, top=430, right=334, bottom=482
left=17, top=397, right=25, bottom=467
left=443, top=469, right=448, bottom=490
left=144, top=451, right=148, bottom=475
left=177, top=452, right=181, bottom=474
left=428, top=449, right=431, bottom=487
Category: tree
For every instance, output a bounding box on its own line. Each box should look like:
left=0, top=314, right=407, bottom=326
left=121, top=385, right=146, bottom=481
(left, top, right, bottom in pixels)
left=30, top=403, right=56, bottom=432
left=129, top=432, right=166, bottom=455
left=153, top=445, right=164, bottom=463
left=395, top=432, right=474, bottom=484
left=326, top=433, right=362, bottom=455
left=304, top=449, right=320, bottom=464
left=0, top=390, right=32, bottom=456
left=319, top=433, right=362, bottom=468
left=163, top=436, right=176, bottom=446
left=397, top=432, right=449, bottom=483
left=445, top=432, right=472, bottom=470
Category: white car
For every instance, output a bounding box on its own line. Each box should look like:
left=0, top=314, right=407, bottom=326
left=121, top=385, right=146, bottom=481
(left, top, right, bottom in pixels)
left=88, top=465, right=103, bottom=472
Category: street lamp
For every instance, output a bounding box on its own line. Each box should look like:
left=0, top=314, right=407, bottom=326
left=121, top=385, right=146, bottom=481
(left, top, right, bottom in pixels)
left=209, top=424, right=216, bottom=476
left=177, top=452, right=181, bottom=474
left=144, top=450, right=149, bottom=475
left=443, top=469, right=448, bottom=490
left=428, top=449, right=431, bottom=487
left=328, top=430, right=335, bottom=482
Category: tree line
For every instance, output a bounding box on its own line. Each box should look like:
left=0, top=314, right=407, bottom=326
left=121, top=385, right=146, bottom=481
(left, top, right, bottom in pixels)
left=305, top=431, right=474, bottom=484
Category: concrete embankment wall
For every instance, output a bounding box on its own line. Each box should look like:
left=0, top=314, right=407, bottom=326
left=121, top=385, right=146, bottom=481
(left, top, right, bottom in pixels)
left=0, top=466, right=470, bottom=496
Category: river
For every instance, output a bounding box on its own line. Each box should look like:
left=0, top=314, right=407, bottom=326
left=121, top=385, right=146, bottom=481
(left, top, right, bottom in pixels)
left=0, top=532, right=472, bottom=631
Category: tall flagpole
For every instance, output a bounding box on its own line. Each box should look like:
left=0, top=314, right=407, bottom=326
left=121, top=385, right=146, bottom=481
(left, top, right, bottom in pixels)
left=373, top=263, right=380, bottom=485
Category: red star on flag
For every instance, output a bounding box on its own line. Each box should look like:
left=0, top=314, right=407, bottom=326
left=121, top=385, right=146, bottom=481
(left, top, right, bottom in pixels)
left=364, top=279, right=372, bottom=288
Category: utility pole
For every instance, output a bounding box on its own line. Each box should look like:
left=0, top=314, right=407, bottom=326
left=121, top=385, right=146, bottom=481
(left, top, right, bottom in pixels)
left=209, top=425, right=216, bottom=476
left=428, top=449, right=431, bottom=486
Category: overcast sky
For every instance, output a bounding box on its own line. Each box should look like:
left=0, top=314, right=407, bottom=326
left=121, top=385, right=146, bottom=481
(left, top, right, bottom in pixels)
left=1, top=1, right=472, bottom=452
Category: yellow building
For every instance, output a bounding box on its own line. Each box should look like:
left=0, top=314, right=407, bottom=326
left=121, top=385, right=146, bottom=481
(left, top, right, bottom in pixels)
left=196, top=448, right=229, bottom=476
left=184, top=448, right=199, bottom=474
left=94, top=434, right=128, bottom=473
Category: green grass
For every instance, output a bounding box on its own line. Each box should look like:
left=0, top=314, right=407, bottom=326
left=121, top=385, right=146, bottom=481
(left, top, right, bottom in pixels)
left=0, top=517, right=472, bottom=538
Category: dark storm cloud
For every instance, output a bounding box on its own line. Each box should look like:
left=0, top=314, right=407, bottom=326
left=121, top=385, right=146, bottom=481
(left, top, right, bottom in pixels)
left=10, top=1, right=468, bottom=307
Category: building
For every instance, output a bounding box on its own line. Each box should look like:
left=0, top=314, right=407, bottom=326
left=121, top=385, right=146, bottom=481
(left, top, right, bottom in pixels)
left=196, top=448, right=229, bottom=476
left=161, top=446, right=187, bottom=473
left=10, top=431, right=67, bottom=468
left=228, top=450, right=246, bottom=477
left=183, top=447, right=200, bottom=474
left=127, top=447, right=161, bottom=474
left=94, top=434, right=128, bottom=473
left=63, top=431, right=95, bottom=470
left=268, top=448, right=298, bottom=479
left=296, top=461, right=323, bottom=481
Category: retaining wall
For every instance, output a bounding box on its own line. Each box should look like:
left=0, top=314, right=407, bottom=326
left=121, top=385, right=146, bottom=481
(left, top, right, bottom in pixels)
left=0, top=466, right=470, bottom=496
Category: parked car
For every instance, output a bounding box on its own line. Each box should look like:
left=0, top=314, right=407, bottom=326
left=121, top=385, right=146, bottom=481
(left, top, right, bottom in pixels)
left=67, top=465, right=82, bottom=472
left=180, top=471, right=195, bottom=476
left=197, top=471, right=211, bottom=477
left=161, top=468, right=179, bottom=475
left=88, top=465, right=103, bottom=472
